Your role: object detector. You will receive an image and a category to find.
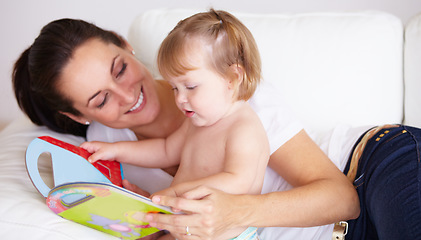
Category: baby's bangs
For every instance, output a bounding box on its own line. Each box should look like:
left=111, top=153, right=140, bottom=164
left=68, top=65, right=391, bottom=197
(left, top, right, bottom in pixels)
left=158, top=35, right=196, bottom=78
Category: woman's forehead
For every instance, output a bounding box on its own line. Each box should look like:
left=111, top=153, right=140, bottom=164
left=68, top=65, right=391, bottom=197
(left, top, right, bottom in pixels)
left=58, top=39, right=118, bottom=102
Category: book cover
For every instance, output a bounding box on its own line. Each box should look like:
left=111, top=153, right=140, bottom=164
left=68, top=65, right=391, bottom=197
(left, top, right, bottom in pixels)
left=25, top=136, right=173, bottom=239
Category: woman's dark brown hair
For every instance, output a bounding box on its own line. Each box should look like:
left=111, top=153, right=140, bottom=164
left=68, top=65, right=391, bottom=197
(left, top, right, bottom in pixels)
left=12, top=18, right=126, bottom=137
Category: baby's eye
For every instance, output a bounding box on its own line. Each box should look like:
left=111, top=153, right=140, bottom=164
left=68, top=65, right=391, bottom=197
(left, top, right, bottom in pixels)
left=186, top=85, right=196, bottom=90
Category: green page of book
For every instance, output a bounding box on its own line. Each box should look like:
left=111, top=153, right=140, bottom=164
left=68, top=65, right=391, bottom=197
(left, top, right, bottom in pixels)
left=47, top=182, right=173, bottom=239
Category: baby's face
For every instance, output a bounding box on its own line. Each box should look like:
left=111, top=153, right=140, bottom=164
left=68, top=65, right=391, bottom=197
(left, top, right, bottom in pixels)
left=165, top=38, right=236, bottom=127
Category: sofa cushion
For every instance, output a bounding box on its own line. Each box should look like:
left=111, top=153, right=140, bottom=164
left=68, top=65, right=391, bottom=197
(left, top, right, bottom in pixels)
left=129, top=9, right=404, bottom=136
left=404, top=12, right=421, bottom=128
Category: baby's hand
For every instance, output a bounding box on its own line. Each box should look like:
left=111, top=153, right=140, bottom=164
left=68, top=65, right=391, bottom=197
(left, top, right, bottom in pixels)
left=80, top=141, right=119, bottom=163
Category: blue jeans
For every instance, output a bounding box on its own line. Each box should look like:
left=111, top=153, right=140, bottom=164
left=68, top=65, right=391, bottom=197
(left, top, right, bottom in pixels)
left=343, top=125, right=421, bottom=239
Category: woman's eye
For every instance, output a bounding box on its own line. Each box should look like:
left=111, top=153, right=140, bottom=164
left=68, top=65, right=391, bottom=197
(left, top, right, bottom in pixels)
left=97, top=93, right=109, bottom=109
left=116, top=63, right=127, bottom=78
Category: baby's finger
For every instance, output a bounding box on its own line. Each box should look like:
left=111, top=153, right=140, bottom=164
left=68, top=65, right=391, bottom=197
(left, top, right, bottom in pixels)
left=91, top=150, right=117, bottom=162
left=80, top=142, right=98, bottom=153
left=87, top=152, right=102, bottom=163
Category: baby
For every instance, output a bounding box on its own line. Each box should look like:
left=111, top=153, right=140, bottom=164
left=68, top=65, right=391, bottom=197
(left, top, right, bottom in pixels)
left=81, top=9, right=269, bottom=240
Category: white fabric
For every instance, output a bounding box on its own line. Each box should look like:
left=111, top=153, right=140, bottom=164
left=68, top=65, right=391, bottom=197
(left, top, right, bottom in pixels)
left=404, top=12, right=421, bottom=128
left=0, top=117, right=117, bottom=239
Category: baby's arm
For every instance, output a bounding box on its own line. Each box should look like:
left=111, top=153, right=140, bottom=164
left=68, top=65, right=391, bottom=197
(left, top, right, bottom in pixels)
left=80, top=120, right=189, bottom=168
left=80, top=140, right=166, bottom=167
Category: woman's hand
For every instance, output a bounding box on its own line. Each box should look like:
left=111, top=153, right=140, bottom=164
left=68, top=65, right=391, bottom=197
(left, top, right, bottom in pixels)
left=145, top=186, right=246, bottom=240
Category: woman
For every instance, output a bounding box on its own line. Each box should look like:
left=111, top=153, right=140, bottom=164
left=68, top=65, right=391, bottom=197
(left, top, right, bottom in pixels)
left=12, top=11, right=421, bottom=240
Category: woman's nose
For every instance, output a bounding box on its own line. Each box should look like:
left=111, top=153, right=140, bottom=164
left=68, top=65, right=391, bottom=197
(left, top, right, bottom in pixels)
left=114, top=84, right=135, bottom=105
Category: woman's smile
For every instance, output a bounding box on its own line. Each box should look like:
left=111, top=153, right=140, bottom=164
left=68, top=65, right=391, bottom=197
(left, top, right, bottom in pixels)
left=127, top=88, right=146, bottom=114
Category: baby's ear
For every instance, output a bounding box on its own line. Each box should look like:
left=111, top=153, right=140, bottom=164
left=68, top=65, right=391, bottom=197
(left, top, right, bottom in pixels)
left=227, top=64, right=245, bottom=89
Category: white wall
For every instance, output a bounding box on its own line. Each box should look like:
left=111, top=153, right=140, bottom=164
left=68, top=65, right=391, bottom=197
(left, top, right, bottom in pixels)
left=1, top=0, right=421, bottom=130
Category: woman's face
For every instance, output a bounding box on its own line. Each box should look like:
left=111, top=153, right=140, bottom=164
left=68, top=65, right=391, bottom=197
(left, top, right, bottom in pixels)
left=59, top=38, right=161, bottom=129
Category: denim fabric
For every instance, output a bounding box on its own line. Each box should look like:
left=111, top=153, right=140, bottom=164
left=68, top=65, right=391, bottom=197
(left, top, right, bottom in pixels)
left=343, top=125, right=421, bottom=239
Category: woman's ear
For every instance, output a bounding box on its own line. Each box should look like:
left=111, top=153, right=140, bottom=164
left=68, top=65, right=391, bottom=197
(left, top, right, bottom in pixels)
left=59, top=111, right=90, bottom=125
left=124, top=39, right=136, bottom=55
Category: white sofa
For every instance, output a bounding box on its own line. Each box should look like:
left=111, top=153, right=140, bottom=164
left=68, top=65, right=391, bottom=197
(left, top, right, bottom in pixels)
left=1, top=8, right=421, bottom=239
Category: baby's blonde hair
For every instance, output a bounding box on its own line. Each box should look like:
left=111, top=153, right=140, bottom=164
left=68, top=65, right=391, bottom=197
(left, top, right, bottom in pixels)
left=157, top=9, right=261, bottom=101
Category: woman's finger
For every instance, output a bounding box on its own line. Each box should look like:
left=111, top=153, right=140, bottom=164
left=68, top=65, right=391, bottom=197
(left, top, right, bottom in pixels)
left=146, top=211, right=202, bottom=229
left=151, top=192, right=213, bottom=214
left=181, top=185, right=214, bottom=200
left=169, top=226, right=205, bottom=240
left=149, top=217, right=210, bottom=240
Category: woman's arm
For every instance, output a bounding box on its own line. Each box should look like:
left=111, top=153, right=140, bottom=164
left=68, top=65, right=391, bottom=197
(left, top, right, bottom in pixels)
left=143, top=130, right=359, bottom=238
left=256, top=129, right=360, bottom=227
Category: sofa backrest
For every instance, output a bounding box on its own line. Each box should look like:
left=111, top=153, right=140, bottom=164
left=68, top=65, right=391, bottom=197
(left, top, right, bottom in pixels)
left=404, top=12, right=421, bottom=128
left=128, top=9, right=404, bottom=135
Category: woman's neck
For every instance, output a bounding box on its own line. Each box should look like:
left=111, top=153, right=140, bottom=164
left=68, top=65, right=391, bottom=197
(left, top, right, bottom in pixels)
left=131, top=80, right=185, bottom=140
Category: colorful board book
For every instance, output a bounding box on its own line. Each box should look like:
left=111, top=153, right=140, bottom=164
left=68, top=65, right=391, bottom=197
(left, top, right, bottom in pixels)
left=25, top=136, right=173, bottom=239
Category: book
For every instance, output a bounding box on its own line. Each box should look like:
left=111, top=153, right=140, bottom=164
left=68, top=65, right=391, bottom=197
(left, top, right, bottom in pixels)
left=26, top=136, right=174, bottom=239
left=47, top=182, right=173, bottom=239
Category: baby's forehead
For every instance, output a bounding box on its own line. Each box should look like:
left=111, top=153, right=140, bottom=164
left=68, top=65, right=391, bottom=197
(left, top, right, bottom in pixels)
left=161, top=39, right=210, bottom=75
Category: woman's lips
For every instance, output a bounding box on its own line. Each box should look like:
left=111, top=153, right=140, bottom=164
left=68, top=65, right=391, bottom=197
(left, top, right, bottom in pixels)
left=127, top=88, right=145, bottom=113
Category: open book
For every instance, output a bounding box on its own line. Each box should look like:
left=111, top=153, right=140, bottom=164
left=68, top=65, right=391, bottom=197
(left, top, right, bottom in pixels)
left=25, top=136, right=173, bottom=239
